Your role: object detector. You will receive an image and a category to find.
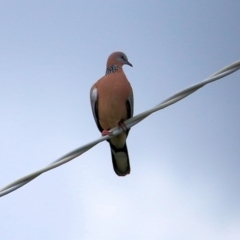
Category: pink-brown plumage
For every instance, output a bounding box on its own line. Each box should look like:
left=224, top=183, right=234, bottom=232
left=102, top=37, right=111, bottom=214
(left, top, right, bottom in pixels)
left=90, top=52, right=134, bottom=176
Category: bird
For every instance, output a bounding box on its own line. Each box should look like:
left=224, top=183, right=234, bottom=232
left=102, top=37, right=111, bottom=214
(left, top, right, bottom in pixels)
left=90, top=51, right=134, bottom=176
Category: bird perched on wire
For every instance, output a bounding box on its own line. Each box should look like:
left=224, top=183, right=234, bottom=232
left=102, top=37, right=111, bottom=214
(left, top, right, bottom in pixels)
left=90, top=51, right=134, bottom=176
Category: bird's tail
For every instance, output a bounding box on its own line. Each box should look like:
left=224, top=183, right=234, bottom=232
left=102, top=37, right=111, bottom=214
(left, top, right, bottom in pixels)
left=108, top=142, right=131, bottom=176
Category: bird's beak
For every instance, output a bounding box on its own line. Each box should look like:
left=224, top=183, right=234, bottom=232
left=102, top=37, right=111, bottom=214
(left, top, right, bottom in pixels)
left=126, top=61, right=133, bottom=67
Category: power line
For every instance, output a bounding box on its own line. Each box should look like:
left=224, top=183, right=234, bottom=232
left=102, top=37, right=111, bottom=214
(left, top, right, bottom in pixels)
left=1, top=60, right=239, bottom=197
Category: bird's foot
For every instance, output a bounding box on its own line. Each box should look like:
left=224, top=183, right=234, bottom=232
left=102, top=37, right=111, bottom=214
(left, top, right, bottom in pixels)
left=118, top=121, right=128, bottom=132
left=101, top=129, right=112, bottom=136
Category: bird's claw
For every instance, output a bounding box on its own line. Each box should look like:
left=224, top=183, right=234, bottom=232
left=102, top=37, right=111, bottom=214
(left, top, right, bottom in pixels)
left=118, top=121, right=128, bottom=132
left=102, top=129, right=112, bottom=136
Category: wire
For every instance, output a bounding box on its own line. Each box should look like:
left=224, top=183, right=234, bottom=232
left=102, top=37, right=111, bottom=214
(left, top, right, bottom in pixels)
left=1, top=60, right=240, bottom=197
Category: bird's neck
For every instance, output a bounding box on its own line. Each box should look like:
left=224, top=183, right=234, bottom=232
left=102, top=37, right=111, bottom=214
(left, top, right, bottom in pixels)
left=105, top=64, right=122, bottom=76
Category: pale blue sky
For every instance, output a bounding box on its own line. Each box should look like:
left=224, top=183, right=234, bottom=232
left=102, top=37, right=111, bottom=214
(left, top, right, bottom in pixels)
left=1, top=1, right=240, bottom=239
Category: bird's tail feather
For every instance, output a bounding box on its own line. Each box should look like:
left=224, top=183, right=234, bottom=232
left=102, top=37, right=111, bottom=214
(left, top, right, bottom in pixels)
left=109, top=142, right=130, bottom=176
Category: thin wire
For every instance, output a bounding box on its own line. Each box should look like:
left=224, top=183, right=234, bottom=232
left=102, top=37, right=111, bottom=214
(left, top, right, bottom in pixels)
left=1, top=60, right=240, bottom=197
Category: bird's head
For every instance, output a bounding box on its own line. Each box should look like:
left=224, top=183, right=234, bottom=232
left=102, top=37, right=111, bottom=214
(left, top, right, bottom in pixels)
left=106, top=51, right=133, bottom=68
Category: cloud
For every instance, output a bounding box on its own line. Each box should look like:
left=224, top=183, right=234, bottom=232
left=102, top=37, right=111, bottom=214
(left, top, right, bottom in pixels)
left=69, top=156, right=240, bottom=240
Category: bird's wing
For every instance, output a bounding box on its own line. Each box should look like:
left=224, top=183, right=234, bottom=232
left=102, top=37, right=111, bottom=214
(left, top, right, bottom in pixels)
left=126, top=92, right=134, bottom=119
left=90, top=86, right=103, bottom=132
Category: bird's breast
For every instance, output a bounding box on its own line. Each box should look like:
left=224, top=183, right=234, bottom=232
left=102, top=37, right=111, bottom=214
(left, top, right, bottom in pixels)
left=97, top=74, right=132, bottom=129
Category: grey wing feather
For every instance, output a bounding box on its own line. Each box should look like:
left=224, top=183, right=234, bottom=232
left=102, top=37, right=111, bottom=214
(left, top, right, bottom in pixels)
left=128, top=93, right=134, bottom=118
left=90, top=87, right=99, bottom=126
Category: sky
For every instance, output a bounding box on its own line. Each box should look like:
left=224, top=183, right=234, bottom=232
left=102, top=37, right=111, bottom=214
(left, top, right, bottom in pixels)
left=0, top=1, right=240, bottom=239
